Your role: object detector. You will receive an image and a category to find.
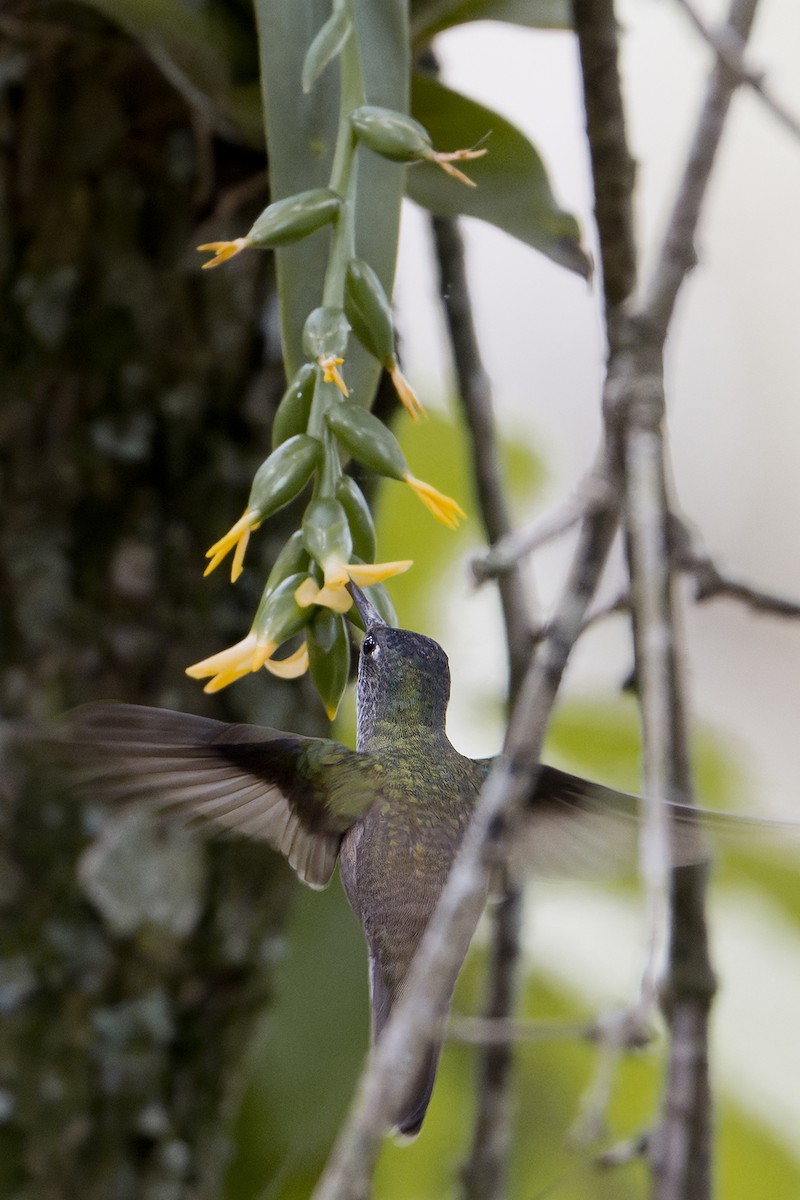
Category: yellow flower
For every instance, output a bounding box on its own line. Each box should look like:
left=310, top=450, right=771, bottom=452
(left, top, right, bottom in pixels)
left=319, top=354, right=349, bottom=397
left=186, top=633, right=309, bottom=693
left=295, top=558, right=412, bottom=613
left=204, top=510, right=262, bottom=582
left=197, top=238, right=252, bottom=269
left=427, top=147, right=487, bottom=188
left=186, top=632, right=269, bottom=693
left=389, top=362, right=425, bottom=421
left=263, top=643, right=309, bottom=679
left=403, top=474, right=466, bottom=529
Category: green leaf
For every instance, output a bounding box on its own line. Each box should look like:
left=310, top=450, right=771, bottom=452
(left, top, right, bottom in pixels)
left=77, top=0, right=264, bottom=146
left=408, top=74, right=590, bottom=278
left=411, top=0, right=572, bottom=44
left=253, top=0, right=409, bottom=403
left=308, top=609, right=351, bottom=719
left=302, top=2, right=352, bottom=95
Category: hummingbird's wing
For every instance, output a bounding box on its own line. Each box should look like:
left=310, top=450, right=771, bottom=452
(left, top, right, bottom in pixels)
left=483, top=762, right=790, bottom=878
left=61, top=703, right=382, bottom=889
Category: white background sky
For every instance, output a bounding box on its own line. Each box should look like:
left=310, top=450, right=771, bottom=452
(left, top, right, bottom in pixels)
left=393, top=0, right=800, bottom=1163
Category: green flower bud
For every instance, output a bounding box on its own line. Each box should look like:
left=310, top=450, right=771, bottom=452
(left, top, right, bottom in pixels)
left=253, top=572, right=309, bottom=643
left=308, top=608, right=351, bottom=719
left=344, top=259, right=395, bottom=366
left=325, top=402, right=407, bottom=481
left=272, top=363, right=317, bottom=449
left=303, top=306, right=350, bottom=361
left=302, top=496, right=353, bottom=568
left=336, top=475, right=376, bottom=562
left=351, top=105, right=433, bottom=164
left=302, top=1, right=351, bottom=94
left=266, top=530, right=309, bottom=592
left=247, top=188, right=341, bottom=247
left=248, top=434, right=322, bottom=519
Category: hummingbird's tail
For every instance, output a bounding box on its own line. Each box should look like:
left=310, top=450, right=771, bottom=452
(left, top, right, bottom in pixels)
left=394, top=1042, right=442, bottom=1140
left=370, top=958, right=448, bottom=1139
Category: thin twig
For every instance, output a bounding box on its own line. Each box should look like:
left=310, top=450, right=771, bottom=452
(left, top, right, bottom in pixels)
left=570, top=0, right=651, bottom=1166
left=431, top=214, right=534, bottom=694
left=471, top=473, right=614, bottom=584
left=449, top=1010, right=654, bottom=1049
left=448, top=1016, right=596, bottom=1046
left=572, top=0, right=638, bottom=313
left=565, top=555, right=800, bottom=639
left=596, top=1132, right=650, bottom=1168
left=682, top=553, right=800, bottom=617
left=572, top=1008, right=655, bottom=1147
left=672, top=0, right=800, bottom=143
left=643, top=0, right=763, bottom=338
left=458, top=885, right=522, bottom=1200
left=431, top=173, right=533, bottom=1199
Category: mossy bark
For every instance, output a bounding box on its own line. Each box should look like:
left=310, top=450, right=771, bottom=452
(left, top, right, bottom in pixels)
left=0, top=6, right=324, bottom=1196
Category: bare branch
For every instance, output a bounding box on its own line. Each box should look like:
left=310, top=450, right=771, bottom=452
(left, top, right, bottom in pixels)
left=431, top=165, right=533, bottom=1197
left=682, top=553, right=800, bottom=617
left=448, top=1016, right=597, bottom=1046
left=643, top=0, right=763, bottom=339
left=572, top=0, right=638, bottom=311
left=471, top=473, right=614, bottom=584
left=450, top=1011, right=654, bottom=1049
left=672, top=0, right=800, bottom=143
left=570, top=555, right=800, bottom=633
left=610, top=3, right=763, bottom=1196
left=458, top=886, right=523, bottom=1200
left=597, top=1132, right=650, bottom=1168
left=431, top=214, right=534, bottom=695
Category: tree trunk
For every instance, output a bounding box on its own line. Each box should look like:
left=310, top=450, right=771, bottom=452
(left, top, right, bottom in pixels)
left=0, top=6, right=324, bottom=1196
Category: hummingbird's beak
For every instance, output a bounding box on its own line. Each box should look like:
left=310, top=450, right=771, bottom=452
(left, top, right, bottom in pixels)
left=348, top=583, right=387, bottom=630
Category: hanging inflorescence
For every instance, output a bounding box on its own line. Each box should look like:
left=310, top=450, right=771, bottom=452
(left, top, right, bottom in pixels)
left=189, top=0, right=484, bottom=717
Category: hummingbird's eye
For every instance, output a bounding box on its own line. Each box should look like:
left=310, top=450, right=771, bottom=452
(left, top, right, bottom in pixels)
left=362, top=634, right=379, bottom=658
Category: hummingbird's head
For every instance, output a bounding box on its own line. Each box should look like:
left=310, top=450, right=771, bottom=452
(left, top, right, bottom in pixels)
left=350, top=586, right=451, bottom=746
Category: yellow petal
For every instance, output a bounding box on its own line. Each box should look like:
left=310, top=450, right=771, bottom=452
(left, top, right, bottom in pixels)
left=389, top=362, right=425, bottom=421
left=251, top=637, right=278, bottom=671
left=319, top=355, right=349, bottom=397
left=322, top=559, right=350, bottom=589
left=345, top=560, right=412, bottom=587
left=186, top=632, right=259, bottom=680
left=204, top=510, right=261, bottom=581
left=203, top=667, right=248, bottom=694
left=403, top=473, right=466, bottom=529
left=294, top=576, right=353, bottom=613
left=197, top=238, right=251, bottom=269
left=315, top=586, right=354, bottom=613
left=231, top=527, right=253, bottom=583
left=264, top=644, right=310, bottom=679
left=427, top=147, right=487, bottom=188
left=294, top=577, right=322, bottom=608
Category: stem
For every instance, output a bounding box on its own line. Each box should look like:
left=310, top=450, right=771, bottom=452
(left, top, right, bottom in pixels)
left=322, top=1, right=365, bottom=308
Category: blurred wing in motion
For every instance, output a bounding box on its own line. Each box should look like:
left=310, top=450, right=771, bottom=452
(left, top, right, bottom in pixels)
left=60, top=703, right=382, bottom=889
left=513, top=764, right=794, bottom=879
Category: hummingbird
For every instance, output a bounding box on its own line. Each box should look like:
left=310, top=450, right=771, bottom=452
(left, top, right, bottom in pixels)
left=62, top=585, right=705, bottom=1136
